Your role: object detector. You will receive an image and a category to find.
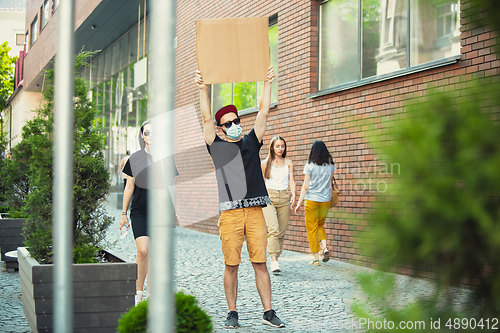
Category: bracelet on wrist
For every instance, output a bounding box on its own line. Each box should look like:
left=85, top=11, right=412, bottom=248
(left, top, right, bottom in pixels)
left=122, top=212, right=127, bottom=215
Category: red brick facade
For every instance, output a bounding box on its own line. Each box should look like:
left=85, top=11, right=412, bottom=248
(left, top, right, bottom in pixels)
left=174, top=0, right=498, bottom=267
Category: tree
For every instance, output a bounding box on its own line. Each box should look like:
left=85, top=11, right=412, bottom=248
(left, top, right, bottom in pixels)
left=0, top=41, right=17, bottom=111
left=18, top=50, right=113, bottom=263
left=353, top=0, right=500, bottom=324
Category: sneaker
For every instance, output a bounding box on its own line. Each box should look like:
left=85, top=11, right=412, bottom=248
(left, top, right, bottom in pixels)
left=270, top=260, right=281, bottom=273
left=262, top=309, right=285, bottom=328
left=224, top=311, right=240, bottom=329
left=322, top=248, right=330, bottom=262
left=135, top=291, right=143, bottom=306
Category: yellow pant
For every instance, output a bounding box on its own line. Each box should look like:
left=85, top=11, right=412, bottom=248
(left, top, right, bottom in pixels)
left=262, top=189, right=291, bottom=258
left=304, top=200, right=330, bottom=254
left=218, top=206, right=267, bottom=265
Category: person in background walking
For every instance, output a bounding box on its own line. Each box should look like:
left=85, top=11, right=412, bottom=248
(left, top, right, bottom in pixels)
left=120, top=122, right=151, bottom=306
left=294, top=140, right=336, bottom=266
left=118, top=150, right=131, bottom=189
left=261, top=136, right=295, bottom=274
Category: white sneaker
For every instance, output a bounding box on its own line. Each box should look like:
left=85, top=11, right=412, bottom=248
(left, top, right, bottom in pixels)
left=270, top=261, right=281, bottom=273
left=135, top=291, right=143, bottom=306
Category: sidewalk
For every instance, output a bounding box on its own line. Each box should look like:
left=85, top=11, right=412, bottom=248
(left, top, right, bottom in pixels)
left=1, top=203, right=444, bottom=332
left=104, top=204, right=370, bottom=332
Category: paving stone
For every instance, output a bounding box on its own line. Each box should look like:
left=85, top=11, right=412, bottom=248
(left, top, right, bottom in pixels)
left=0, top=203, right=473, bottom=332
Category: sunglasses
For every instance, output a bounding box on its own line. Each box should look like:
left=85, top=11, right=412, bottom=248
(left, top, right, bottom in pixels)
left=220, top=118, right=241, bottom=128
left=143, top=130, right=151, bottom=137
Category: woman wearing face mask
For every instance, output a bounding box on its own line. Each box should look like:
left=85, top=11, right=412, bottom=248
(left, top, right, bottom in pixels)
left=261, top=136, right=295, bottom=274
left=119, top=120, right=154, bottom=305
left=294, top=140, right=336, bottom=266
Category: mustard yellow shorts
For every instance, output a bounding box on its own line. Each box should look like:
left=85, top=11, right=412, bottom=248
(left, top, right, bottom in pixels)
left=218, top=206, right=267, bottom=266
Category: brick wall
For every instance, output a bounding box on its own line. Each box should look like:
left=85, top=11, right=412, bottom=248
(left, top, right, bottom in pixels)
left=174, top=0, right=498, bottom=269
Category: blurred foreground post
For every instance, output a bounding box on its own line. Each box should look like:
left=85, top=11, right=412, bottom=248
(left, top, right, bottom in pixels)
left=149, top=0, right=177, bottom=332
left=53, top=0, right=75, bottom=332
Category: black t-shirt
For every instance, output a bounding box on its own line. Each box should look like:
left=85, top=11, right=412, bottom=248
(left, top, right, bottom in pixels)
left=122, top=149, right=178, bottom=214
left=207, top=129, right=270, bottom=212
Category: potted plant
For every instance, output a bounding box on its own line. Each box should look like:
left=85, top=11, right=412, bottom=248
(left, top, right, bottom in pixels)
left=0, top=133, right=28, bottom=270
left=15, top=50, right=137, bottom=332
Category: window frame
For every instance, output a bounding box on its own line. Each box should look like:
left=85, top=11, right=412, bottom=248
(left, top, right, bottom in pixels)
left=210, top=14, right=278, bottom=117
left=16, top=33, right=25, bottom=46
left=41, top=0, right=51, bottom=31
left=311, top=0, right=461, bottom=98
left=30, top=15, right=38, bottom=46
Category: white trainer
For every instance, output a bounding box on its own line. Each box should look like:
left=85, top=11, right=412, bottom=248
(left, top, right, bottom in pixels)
left=135, top=291, right=143, bottom=306
left=270, top=260, right=281, bottom=273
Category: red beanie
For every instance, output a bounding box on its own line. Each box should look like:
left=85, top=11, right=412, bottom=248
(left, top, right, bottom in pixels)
left=215, top=105, right=238, bottom=125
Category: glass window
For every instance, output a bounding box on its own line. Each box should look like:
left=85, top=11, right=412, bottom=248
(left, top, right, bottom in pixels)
left=233, top=82, right=256, bottom=111
left=104, top=81, right=111, bottom=112
left=96, top=55, right=105, bottom=85
left=367, top=0, right=408, bottom=77
left=41, top=0, right=51, bottom=30
left=319, top=0, right=358, bottom=89
left=318, top=0, right=461, bottom=91
left=120, top=34, right=130, bottom=72
left=129, top=22, right=139, bottom=63
left=52, top=0, right=59, bottom=12
left=111, top=73, right=119, bottom=111
left=111, top=42, right=120, bottom=75
left=104, top=49, right=112, bottom=82
left=410, top=0, right=461, bottom=66
left=31, top=15, right=38, bottom=46
left=16, top=33, right=24, bottom=45
left=211, top=19, right=278, bottom=114
left=96, top=84, right=104, bottom=114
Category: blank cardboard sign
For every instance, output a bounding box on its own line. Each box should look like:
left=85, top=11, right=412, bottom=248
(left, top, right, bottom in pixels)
left=196, top=17, right=270, bottom=84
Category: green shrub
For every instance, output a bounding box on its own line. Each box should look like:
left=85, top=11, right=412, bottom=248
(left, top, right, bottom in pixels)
left=117, top=291, right=212, bottom=333
left=355, top=77, right=500, bottom=321
left=117, top=299, right=149, bottom=333
left=73, top=244, right=99, bottom=264
left=2, top=142, right=31, bottom=215
left=13, top=50, right=113, bottom=264
left=175, top=291, right=213, bottom=333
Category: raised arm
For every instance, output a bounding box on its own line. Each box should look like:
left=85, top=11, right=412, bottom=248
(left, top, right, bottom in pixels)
left=254, top=66, right=275, bottom=142
left=195, top=70, right=216, bottom=145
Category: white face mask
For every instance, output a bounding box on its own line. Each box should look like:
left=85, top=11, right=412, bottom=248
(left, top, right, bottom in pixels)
left=224, top=124, right=242, bottom=140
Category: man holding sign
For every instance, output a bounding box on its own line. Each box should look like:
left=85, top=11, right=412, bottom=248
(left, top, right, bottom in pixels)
left=195, top=66, right=284, bottom=329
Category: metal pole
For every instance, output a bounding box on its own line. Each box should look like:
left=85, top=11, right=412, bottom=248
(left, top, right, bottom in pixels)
left=149, top=0, right=176, bottom=332
left=53, top=0, right=75, bottom=332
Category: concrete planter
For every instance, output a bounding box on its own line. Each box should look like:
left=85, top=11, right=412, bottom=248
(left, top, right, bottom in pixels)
left=0, top=218, right=25, bottom=270
left=17, top=247, right=137, bottom=333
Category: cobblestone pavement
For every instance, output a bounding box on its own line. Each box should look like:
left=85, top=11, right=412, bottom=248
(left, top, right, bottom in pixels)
left=0, top=263, right=30, bottom=332
left=2, top=202, right=458, bottom=332
left=104, top=204, right=371, bottom=332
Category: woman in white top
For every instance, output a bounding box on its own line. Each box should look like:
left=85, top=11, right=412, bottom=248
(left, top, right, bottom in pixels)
left=295, top=140, right=336, bottom=266
left=261, top=136, right=296, bottom=274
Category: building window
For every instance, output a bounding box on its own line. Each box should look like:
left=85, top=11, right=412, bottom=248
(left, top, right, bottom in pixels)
left=31, top=15, right=38, bottom=46
left=41, top=0, right=51, bottom=30
left=318, top=0, right=461, bottom=91
left=16, top=33, right=25, bottom=46
left=211, top=15, right=278, bottom=115
left=52, top=0, right=59, bottom=12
